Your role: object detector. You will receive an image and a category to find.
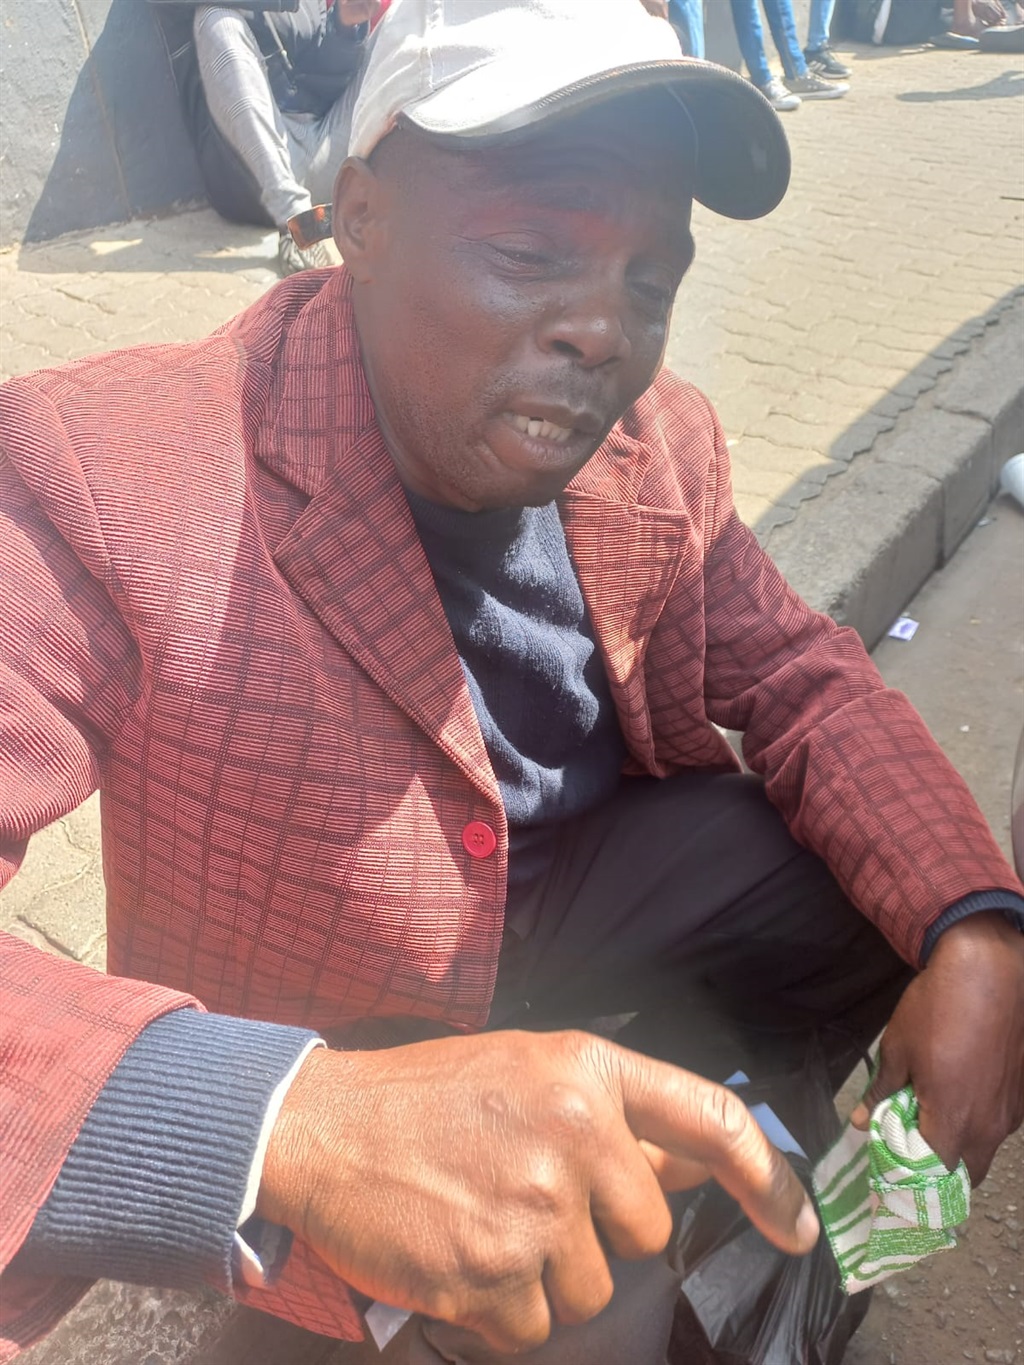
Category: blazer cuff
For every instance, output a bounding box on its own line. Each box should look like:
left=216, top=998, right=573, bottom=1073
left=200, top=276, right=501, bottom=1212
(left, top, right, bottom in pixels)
left=13, top=1008, right=320, bottom=1294
left=921, top=889, right=1024, bottom=963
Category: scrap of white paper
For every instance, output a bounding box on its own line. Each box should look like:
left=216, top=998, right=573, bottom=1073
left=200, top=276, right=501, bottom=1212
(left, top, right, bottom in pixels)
left=887, top=616, right=919, bottom=641
left=365, top=1302, right=413, bottom=1352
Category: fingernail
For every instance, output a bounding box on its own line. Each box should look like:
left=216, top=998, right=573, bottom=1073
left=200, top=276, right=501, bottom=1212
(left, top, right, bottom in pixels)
left=797, top=1200, right=820, bottom=1247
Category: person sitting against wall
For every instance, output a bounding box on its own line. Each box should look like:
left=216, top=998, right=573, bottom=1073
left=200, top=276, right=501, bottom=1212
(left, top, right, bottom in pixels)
left=192, top=0, right=381, bottom=276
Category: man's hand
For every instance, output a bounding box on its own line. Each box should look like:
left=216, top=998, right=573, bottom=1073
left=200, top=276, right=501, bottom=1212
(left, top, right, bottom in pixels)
left=639, top=0, right=671, bottom=17
left=337, top=0, right=381, bottom=26
left=257, top=1029, right=817, bottom=1353
left=851, top=913, right=1024, bottom=1183
left=974, top=0, right=1008, bottom=26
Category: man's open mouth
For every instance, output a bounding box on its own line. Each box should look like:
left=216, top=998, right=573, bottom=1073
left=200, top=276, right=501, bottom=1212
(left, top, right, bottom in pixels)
left=505, top=412, right=575, bottom=446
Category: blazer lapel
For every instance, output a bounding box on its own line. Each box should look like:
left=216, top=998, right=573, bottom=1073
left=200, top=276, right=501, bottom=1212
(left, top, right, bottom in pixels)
left=272, top=425, right=498, bottom=803
left=257, top=273, right=496, bottom=802
left=562, top=490, right=691, bottom=777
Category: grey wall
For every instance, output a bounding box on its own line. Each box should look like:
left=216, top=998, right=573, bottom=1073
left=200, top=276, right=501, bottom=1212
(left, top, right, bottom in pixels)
left=0, top=0, right=205, bottom=245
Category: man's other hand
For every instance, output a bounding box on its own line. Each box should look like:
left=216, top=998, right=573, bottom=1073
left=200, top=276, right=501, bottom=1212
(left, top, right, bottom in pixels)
left=851, top=912, right=1024, bottom=1184
left=257, top=1029, right=818, bottom=1353
left=337, top=0, right=382, bottom=26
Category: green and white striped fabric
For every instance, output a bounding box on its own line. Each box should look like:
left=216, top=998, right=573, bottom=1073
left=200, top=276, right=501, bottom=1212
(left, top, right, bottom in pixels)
left=812, top=1086, right=971, bottom=1294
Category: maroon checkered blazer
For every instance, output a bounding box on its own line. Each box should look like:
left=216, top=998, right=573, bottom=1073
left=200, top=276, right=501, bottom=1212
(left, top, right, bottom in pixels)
left=2, top=270, right=1019, bottom=1353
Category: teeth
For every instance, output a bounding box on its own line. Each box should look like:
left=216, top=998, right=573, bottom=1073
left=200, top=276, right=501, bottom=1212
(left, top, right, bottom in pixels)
left=508, top=412, right=573, bottom=445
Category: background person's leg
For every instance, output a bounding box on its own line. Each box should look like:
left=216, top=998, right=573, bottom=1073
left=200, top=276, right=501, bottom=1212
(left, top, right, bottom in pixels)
left=302, top=75, right=363, bottom=211
left=806, top=0, right=837, bottom=52
left=803, top=0, right=851, bottom=78
left=668, top=0, right=706, bottom=57
left=193, top=6, right=311, bottom=230
left=727, top=0, right=775, bottom=85
left=760, top=0, right=809, bottom=78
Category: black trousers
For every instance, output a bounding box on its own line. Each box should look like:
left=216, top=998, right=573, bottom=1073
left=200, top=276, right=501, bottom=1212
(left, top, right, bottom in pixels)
left=365, top=773, right=915, bottom=1365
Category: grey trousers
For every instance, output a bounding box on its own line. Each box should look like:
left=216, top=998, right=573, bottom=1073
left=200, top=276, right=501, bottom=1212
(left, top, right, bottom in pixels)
left=193, top=6, right=359, bottom=230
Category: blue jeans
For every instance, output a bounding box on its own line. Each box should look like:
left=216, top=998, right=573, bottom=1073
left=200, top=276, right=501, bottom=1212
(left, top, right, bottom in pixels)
left=729, top=0, right=808, bottom=84
left=807, top=0, right=838, bottom=51
left=668, top=0, right=705, bottom=58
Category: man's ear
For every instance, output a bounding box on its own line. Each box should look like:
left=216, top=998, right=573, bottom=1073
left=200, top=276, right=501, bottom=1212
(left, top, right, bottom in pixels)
left=332, top=157, right=386, bottom=282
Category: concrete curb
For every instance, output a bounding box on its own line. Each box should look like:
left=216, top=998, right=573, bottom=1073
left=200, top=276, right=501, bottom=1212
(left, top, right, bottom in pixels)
left=767, top=292, right=1024, bottom=651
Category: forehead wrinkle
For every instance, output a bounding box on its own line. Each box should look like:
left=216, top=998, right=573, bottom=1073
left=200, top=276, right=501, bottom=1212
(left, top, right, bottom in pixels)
left=465, top=144, right=692, bottom=226
left=458, top=149, right=694, bottom=264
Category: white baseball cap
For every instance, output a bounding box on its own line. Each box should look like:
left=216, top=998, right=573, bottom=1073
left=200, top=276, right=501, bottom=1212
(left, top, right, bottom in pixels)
left=348, top=0, right=790, bottom=221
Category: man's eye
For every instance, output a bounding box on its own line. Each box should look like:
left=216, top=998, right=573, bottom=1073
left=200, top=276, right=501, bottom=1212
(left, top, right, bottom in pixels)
left=632, top=280, right=674, bottom=314
left=489, top=242, right=551, bottom=269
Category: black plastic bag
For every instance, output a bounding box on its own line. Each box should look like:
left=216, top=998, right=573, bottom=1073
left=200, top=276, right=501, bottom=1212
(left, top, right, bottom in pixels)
left=668, top=1056, right=871, bottom=1365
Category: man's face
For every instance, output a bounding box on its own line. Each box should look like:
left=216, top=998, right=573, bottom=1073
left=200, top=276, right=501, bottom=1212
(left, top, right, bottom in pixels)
left=338, top=100, right=696, bottom=511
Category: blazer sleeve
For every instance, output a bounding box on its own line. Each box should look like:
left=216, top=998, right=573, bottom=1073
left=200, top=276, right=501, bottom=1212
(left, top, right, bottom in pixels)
left=0, top=379, right=147, bottom=895
left=694, top=396, right=1023, bottom=964
left=0, top=378, right=366, bottom=1351
left=0, top=379, right=201, bottom=1355
left=0, top=934, right=201, bottom=1358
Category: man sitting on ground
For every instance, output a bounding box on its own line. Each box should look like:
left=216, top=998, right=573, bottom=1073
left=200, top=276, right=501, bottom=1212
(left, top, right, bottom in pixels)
left=191, top=0, right=381, bottom=274
left=2, top=2, right=1022, bottom=1362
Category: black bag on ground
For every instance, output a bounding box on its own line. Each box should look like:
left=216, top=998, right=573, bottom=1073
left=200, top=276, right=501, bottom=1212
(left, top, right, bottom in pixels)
left=834, top=0, right=945, bottom=43
left=667, top=1055, right=872, bottom=1365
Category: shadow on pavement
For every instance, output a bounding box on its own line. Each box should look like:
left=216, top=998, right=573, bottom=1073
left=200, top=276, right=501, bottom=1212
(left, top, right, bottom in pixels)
left=841, top=37, right=1023, bottom=68
left=22, top=0, right=203, bottom=246
left=898, top=67, right=1024, bottom=100
left=14, top=213, right=276, bottom=277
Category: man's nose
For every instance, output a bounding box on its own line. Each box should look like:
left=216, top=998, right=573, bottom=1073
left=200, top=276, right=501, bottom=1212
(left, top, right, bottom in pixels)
left=536, top=290, right=632, bottom=369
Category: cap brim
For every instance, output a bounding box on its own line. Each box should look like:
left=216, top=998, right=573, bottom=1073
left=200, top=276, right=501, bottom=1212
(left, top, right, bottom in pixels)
left=399, top=59, right=790, bottom=222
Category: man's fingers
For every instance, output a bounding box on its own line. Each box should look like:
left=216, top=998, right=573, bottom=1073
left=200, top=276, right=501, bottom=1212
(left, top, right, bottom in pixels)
left=959, top=1139, right=997, bottom=1188
left=615, top=1049, right=818, bottom=1256
left=913, top=1092, right=998, bottom=1184
left=588, top=1121, right=675, bottom=1260
left=543, top=1223, right=615, bottom=1327
left=638, top=1138, right=712, bottom=1192
left=851, top=1039, right=910, bottom=1130
left=456, top=1282, right=553, bottom=1357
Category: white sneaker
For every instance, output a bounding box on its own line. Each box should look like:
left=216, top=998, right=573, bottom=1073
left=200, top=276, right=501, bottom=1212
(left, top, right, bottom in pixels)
left=785, top=71, right=849, bottom=100
left=757, top=76, right=801, bottom=112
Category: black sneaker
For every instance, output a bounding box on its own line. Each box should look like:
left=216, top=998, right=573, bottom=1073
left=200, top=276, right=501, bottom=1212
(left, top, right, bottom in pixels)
left=804, top=45, right=852, bottom=78
left=786, top=71, right=848, bottom=100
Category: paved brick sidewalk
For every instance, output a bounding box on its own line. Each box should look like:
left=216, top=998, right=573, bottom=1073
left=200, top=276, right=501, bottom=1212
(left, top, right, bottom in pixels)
left=675, top=43, right=1024, bottom=536
left=3, top=35, right=1023, bottom=1365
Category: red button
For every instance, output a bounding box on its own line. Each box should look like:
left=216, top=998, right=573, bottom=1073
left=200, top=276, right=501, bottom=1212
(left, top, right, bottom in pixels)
left=462, top=820, right=497, bottom=859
